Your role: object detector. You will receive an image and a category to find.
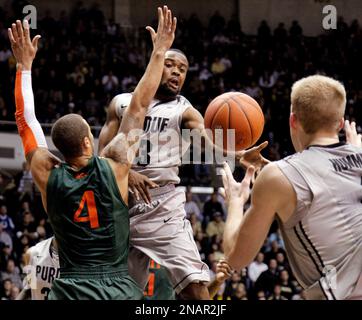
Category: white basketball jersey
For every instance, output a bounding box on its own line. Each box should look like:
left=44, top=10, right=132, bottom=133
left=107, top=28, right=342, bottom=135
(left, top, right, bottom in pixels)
left=276, top=143, right=362, bottom=300
left=24, top=237, right=60, bottom=300
left=114, top=93, right=192, bottom=184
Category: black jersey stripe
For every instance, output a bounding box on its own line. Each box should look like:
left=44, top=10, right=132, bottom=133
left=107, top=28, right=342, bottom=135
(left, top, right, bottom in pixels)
left=299, top=222, right=337, bottom=300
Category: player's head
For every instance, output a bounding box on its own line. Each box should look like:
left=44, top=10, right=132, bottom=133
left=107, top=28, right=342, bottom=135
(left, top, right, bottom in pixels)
left=51, top=114, right=94, bottom=160
left=290, top=75, right=346, bottom=152
left=156, top=49, right=189, bottom=99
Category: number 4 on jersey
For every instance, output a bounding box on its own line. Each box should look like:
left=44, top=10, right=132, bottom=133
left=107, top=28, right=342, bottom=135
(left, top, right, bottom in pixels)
left=73, top=190, right=99, bottom=229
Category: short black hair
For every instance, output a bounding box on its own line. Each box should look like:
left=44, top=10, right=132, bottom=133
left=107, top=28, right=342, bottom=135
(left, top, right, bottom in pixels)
left=167, top=48, right=188, bottom=63
left=51, top=114, right=89, bottom=159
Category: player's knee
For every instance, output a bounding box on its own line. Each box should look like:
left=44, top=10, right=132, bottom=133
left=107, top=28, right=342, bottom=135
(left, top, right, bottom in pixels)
left=178, top=282, right=210, bottom=300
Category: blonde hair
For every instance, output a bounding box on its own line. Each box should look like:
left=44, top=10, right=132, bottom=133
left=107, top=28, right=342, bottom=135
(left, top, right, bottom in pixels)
left=291, top=75, right=346, bottom=134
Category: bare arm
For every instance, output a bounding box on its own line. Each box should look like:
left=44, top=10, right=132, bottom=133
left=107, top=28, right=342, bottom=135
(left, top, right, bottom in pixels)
left=221, top=162, right=296, bottom=270
left=119, top=6, right=177, bottom=137
left=98, top=97, right=120, bottom=154
left=101, top=6, right=177, bottom=163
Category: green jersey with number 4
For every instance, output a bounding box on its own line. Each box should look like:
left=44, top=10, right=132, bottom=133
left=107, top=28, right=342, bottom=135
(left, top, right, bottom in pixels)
left=47, top=156, right=129, bottom=271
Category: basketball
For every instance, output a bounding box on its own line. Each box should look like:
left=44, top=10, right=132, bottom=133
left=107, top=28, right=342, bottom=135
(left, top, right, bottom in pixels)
left=204, top=92, right=265, bottom=151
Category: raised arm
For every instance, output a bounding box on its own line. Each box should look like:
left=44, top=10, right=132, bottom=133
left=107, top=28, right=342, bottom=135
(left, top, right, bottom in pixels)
left=8, top=20, right=59, bottom=210
left=101, top=6, right=177, bottom=165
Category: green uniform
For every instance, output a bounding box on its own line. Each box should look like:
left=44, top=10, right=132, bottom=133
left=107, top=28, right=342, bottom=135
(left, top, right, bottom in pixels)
left=46, top=156, right=142, bottom=300
left=143, top=260, right=175, bottom=300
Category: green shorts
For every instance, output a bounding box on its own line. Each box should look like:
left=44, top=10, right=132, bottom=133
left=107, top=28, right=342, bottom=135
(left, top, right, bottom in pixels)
left=48, top=266, right=143, bottom=300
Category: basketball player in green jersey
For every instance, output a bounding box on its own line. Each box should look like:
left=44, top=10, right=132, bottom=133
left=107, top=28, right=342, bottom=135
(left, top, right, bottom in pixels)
left=8, top=7, right=177, bottom=299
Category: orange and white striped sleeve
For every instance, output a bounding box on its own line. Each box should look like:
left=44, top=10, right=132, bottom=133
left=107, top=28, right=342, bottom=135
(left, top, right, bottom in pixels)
left=15, top=70, right=47, bottom=156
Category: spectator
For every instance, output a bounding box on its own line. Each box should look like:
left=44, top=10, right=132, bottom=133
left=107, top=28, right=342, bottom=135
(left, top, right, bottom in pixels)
left=206, top=212, right=225, bottom=238
left=0, top=205, right=15, bottom=236
left=15, top=211, right=39, bottom=246
left=211, top=57, right=226, bottom=75
left=255, top=259, right=279, bottom=296
left=279, top=269, right=296, bottom=300
left=248, top=252, right=268, bottom=283
left=0, top=259, right=23, bottom=290
left=185, top=191, right=202, bottom=220
left=189, top=213, right=202, bottom=236
left=268, top=284, right=288, bottom=300
left=9, top=285, right=20, bottom=300
left=232, top=283, right=248, bottom=300
left=0, top=279, right=12, bottom=300
left=265, top=240, right=286, bottom=263
left=203, top=191, right=224, bottom=224
left=223, top=270, right=245, bottom=299
left=0, top=223, right=13, bottom=251
left=256, top=290, right=267, bottom=300
left=102, top=71, right=119, bottom=93
left=16, top=162, right=34, bottom=201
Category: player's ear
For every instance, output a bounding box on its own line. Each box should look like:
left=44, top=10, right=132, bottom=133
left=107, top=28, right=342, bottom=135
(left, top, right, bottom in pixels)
left=338, top=117, right=344, bottom=131
left=289, top=113, right=297, bottom=130
left=83, top=136, right=92, bottom=150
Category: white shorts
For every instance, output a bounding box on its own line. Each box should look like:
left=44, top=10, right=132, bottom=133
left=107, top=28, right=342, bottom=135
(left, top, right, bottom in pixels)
left=127, top=184, right=210, bottom=295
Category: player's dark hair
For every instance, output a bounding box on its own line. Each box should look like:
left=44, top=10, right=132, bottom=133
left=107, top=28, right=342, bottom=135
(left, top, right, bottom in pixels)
left=51, top=114, right=90, bottom=159
left=167, top=48, right=188, bottom=63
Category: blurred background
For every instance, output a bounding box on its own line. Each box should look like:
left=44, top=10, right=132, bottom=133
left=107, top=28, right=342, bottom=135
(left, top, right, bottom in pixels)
left=0, top=0, right=361, bottom=300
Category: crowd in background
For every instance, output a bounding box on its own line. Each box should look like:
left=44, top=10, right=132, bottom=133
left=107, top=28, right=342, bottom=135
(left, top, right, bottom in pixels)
left=1, top=1, right=362, bottom=300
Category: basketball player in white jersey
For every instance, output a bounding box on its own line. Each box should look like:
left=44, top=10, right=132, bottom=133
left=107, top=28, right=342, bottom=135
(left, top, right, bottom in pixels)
left=17, top=237, right=60, bottom=300
left=221, top=75, right=362, bottom=300
left=98, top=14, right=268, bottom=299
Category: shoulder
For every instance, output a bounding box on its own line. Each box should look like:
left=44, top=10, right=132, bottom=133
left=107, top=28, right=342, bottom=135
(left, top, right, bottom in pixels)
left=113, top=93, right=133, bottom=105
left=111, top=93, right=133, bottom=117
left=177, top=95, right=193, bottom=107
left=252, top=163, right=296, bottom=214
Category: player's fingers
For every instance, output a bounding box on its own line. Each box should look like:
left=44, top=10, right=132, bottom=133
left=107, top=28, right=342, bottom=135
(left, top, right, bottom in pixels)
left=130, top=187, right=140, bottom=201
left=137, top=184, right=151, bottom=204
left=157, top=7, right=163, bottom=30
left=243, top=166, right=255, bottom=186
left=11, top=23, right=19, bottom=42
left=145, top=26, right=156, bottom=41
left=171, top=17, right=177, bottom=34
left=166, top=9, right=172, bottom=31
left=16, top=20, right=24, bottom=43
left=220, top=169, right=229, bottom=191
left=256, top=141, right=268, bottom=151
left=222, top=162, right=235, bottom=182
left=145, top=179, right=159, bottom=189
left=8, top=28, right=16, bottom=45
left=23, top=19, right=30, bottom=42
left=32, top=35, right=41, bottom=50
left=351, top=121, right=357, bottom=132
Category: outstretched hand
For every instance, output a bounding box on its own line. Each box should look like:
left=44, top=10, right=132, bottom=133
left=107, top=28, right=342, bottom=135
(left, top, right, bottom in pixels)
left=146, top=6, right=177, bottom=53
left=220, top=162, right=255, bottom=206
left=8, top=20, right=41, bottom=70
left=345, top=120, right=361, bottom=148
left=237, top=141, right=270, bottom=170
